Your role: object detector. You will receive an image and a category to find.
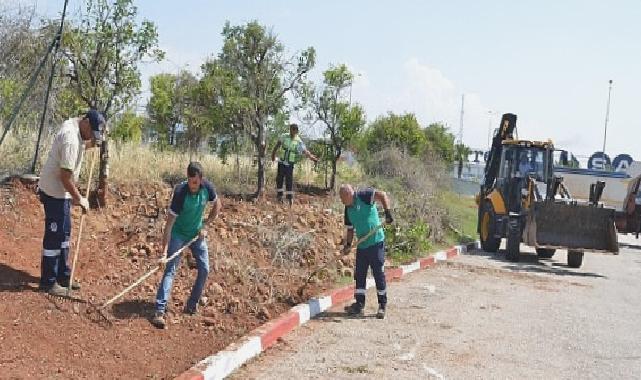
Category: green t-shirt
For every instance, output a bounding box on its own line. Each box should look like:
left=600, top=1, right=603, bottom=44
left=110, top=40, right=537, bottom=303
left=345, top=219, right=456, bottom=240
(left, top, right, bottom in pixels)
left=169, top=180, right=217, bottom=241
left=344, top=188, right=385, bottom=249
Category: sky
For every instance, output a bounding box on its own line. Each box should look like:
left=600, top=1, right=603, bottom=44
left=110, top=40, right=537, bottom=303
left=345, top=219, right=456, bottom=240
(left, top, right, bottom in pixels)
left=8, top=0, right=641, bottom=159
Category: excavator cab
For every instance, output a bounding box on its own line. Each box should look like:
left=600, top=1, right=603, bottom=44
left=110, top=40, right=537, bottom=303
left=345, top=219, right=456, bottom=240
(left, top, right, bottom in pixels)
left=477, top=113, right=618, bottom=268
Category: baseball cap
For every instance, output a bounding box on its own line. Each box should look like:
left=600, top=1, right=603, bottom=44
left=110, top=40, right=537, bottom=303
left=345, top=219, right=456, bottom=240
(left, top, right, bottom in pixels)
left=85, top=109, right=106, bottom=142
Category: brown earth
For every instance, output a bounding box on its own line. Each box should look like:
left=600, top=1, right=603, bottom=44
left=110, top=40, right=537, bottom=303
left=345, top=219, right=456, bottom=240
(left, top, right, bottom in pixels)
left=0, top=179, right=351, bottom=379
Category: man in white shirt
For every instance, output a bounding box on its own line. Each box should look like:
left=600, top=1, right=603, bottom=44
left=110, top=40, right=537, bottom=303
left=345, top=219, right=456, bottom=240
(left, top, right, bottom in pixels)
left=37, top=109, right=105, bottom=296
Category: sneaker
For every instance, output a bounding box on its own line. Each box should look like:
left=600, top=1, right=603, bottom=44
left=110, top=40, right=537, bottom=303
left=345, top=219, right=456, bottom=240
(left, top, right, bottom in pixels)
left=183, top=304, right=198, bottom=315
left=376, top=306, right=386, bottom=320
left=344, top=302, right=364, bottom=316
left=151, top=312, right=166, bottom=329
left=47, top=283, right=69, bottom=297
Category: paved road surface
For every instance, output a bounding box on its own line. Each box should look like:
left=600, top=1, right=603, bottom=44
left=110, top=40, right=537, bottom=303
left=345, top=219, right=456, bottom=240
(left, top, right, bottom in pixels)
left=232, top=235, right=641, bottom=379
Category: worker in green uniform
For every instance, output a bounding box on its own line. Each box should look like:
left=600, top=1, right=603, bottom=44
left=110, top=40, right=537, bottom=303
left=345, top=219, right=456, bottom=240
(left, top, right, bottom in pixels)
left=151, top=162, right=222, bottom=329
left=271, top=123, right=318, bottom=204
left=340, top=184, right=394, bottom=319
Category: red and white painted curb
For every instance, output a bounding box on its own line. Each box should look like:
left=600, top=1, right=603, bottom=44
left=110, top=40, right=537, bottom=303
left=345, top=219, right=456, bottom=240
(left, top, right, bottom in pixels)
left=175, top=241, right=480, bottom=380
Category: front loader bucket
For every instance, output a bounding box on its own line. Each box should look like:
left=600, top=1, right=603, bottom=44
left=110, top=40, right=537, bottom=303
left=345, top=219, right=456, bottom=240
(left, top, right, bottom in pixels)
left=526, top=201, right=619, bottom=253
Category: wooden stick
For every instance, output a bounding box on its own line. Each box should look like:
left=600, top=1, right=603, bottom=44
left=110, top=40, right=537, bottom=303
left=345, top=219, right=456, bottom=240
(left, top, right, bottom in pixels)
left=101, top=236, right=199, bottom=309
left=67, top=148, right=97, bottom=296
left=352, top=223, right=385, bottom=250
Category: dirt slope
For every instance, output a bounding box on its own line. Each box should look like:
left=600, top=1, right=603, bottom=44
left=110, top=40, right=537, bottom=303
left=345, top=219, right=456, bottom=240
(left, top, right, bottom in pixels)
left=0, top=179, right=350, bottom=379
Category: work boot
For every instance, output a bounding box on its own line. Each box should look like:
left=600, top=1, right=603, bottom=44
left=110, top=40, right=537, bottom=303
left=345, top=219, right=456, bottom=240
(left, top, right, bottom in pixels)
left=59, top=280, right=81, bottom=291
left=47, top=283, right=69, bottom=297
left=376, top=306, right=386, bottom=320
left=151, top=312, right=166, bottom=329
left=345, top=301, right=364, bottom=316
left=183, top=304, right=198, bottom=315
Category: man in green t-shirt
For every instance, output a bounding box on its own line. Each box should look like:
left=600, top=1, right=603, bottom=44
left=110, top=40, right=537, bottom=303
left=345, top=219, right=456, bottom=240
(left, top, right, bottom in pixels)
left=151, top=162, right=222, bottom=329
left=340, top=184, right=394, bottom=319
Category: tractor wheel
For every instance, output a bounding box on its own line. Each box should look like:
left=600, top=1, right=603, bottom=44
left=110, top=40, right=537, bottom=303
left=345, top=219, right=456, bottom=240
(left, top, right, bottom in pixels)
left=536, top=248, right=556, bottom=259
left=567, top=250, right=584, bottom=268
left=479, top=202, right=501, bottom=253
left=506, top=227, right=521, bottom=262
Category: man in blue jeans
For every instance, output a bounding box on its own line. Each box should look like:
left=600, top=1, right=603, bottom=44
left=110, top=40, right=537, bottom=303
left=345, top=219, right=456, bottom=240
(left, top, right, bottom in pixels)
left=340, top=184, right=394, bottom=319
left=151, top=162, right=222, bottom=329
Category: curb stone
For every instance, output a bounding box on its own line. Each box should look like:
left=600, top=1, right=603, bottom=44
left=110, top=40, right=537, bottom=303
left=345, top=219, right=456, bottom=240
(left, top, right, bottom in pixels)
left=176, top=240, right=481, bottom=380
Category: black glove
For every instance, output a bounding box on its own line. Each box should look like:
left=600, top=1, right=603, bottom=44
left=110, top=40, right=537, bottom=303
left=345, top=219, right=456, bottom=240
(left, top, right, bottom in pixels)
left=384, top=209, right=394, bottom=224
left=342, top=242, right=352, bottom=255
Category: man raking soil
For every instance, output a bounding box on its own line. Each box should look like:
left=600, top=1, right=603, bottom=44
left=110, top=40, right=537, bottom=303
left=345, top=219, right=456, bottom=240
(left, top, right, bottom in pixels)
left=36, top=109, right=105, bottom=296
left=340, top=184, right=394, bottom=319
left=151, top=162, right=222, bottom=329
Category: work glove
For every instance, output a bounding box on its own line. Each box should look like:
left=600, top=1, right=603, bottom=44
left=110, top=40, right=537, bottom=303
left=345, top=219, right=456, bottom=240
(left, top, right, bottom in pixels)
left=158, top=245, right=169, bottom=269
left=341, top=243, right=352, bottom=255
left=77, top=197, right=90, bottom=213
left=384, top=209, right=394, bottom=224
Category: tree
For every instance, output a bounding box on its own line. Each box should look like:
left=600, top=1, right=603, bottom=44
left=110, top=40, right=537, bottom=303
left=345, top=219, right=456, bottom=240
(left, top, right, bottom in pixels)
left=61, top=0, right=163, bottom=205
left=424, top=122, right=456, bottom=164
left=361, top=112, right=428, bottom=157
left=215, top=21, right=316, bottom=197
left=309, top=64, right=365, bottom=190
left=110, top=109, right=144, bottom=143
left=0, top=7, right=61, bottom=130
left=147, top=71, right=197, bottom=148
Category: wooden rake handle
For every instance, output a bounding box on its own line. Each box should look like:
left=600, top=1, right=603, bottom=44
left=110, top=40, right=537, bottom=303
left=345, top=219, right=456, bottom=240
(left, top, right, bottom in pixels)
left=67, top=148, right=98, bottom=296
left=101, top=236, right=199, bottom=309
left=351, top=223, right=385, bottom=251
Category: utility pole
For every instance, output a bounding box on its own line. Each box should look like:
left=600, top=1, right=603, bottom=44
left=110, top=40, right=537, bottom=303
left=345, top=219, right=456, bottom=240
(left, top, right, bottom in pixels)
left=601, top=79, right=613, bottom=168
left=458, top=94, right=465, bottom=144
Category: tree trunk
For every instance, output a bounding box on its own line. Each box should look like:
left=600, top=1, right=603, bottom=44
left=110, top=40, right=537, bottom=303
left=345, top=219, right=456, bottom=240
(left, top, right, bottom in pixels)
left=330, top=155, right=338, bottom=191
left=97, top=139, right=109, bottom=206
left=254, top=121, right=266, bottom=199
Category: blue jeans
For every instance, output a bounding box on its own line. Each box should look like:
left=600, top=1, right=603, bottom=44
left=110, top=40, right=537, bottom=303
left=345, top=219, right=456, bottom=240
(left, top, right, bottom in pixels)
left=155, top=236, right=209, bottom=313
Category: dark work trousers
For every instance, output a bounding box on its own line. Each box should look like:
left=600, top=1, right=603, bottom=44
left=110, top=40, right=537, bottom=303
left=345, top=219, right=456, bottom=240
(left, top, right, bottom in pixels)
left=354, top=241, right=387, bottom=307
left=38, top=191, right=72, bottom=289
left=276, top=161, right=295, bottom=201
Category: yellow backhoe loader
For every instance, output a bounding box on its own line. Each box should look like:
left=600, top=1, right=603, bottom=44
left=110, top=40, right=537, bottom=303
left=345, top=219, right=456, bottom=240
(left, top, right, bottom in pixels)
left=477, top=113, right=618, bottom=268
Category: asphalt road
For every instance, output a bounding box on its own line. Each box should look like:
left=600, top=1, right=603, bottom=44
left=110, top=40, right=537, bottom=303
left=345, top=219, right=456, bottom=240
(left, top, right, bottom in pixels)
left=232, top=234, right=641, bottom=379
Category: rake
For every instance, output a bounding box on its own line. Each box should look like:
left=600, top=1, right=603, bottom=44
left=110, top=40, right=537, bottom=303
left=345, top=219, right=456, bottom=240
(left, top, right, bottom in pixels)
left=96, top=236, right=199, bottom=323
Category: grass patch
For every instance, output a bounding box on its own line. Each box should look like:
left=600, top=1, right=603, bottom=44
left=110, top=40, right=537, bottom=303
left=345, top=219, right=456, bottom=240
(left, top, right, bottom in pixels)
left=440, top=190, right=478, bottom=244
left=336, top=274, right=353, bottom=285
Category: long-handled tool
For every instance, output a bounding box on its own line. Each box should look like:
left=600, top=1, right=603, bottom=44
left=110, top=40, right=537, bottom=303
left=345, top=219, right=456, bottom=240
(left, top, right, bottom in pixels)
left=66, top=148, right=97, bottom=297
left=97, top=235, right=199, bottom=320
left=298, top=223, right=386, bottom=297
left=347, top=224, right=385, bottom=252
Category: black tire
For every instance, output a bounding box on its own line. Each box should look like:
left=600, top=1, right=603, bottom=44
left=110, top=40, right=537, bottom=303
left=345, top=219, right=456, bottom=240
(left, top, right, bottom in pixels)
left=567, top=250, right=584, bottom=268
left=536, top=248, right=556, bottom=259
left=506, top=227, right=520, bottom=262
left=479, top=201, right=501, bottom=253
